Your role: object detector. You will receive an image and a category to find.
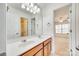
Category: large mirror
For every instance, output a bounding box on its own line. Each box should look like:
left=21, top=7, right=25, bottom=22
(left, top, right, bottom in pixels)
left=6, top=3, right=43, bottom=41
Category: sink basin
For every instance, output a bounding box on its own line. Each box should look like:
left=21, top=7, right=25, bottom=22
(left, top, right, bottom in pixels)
left=18, top=40, right=36, bottom=47
left=37, top=35, right=45, bottom=38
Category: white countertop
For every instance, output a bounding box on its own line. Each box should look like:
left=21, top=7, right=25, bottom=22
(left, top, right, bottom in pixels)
left=6, top=35, right=52, bottom=56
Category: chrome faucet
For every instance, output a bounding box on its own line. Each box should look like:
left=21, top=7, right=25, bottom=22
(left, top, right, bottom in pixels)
left=22, top=39, right=27, bottom=43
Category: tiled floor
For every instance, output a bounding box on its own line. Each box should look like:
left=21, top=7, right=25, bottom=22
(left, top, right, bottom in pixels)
left=55, top=36, right=70, bottom=56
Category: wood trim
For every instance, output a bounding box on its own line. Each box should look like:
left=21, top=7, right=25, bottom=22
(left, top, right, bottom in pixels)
left=22, top=43, right=43, bottom=56
left=43, top=43, right=44, bottom=56
left=44, top=41, right=51, bottom=47
left=20, top=43, right=43, bottom=56
left=43, top=41, right=51, bottom=56
left=50, top=40, right=52, bottom=51
left=33, top=48, right=43, bottom=56
left=44, top=38, right=51, bottom=46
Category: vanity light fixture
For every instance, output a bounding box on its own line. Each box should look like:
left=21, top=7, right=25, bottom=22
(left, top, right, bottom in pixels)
left=21, top=3, right=40, bottom=14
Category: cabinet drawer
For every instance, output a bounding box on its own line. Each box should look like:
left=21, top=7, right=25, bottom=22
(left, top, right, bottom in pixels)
left=44, top=38, right=51, bottom=46
left=35, top=49, right=43, bottom=56
left=22, top=43, right=43, bottom=56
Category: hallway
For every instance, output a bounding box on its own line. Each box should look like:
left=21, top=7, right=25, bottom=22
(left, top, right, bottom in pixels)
left=55, top=35, right=70, bottom=56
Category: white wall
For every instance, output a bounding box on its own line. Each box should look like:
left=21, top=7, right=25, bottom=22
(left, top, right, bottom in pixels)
left=32, top=13, right=43, bottom=36
left=0, top=4, right=6, bottom=53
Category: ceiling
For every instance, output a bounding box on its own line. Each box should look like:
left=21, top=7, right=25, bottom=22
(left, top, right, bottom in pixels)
left=54, top=4, right=70, bottom=24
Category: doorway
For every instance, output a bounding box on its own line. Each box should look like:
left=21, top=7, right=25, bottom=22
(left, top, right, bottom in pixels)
left=53, top=5, right=71, bottom=56
left=20, top=17, right=28, bottom=36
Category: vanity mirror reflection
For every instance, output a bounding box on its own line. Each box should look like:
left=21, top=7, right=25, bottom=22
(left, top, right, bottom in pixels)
left=6, top=3, right=43, bottom=39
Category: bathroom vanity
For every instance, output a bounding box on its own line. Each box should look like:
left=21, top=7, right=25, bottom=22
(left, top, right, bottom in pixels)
left=20, top=37, right=52, bottom=56
left=7, top=35, right=52, bottom=56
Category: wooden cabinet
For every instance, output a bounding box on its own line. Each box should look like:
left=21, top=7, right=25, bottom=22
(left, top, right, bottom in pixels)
left=44, top=38, right=51, bottom=56
left=21, top=44, right=43, bottom=56
left=44, top=45, right=48, bottom=56
left=48, top=42, right=51, bottom=55
left=20, top=37, right=52, bottom=56
left=35, top=49, right=43, bottom=56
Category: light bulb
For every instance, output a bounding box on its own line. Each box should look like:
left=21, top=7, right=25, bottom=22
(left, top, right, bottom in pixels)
left=26, top=7, right=29, bottom=11
left=34, top=6, right=37, bottom=10
left=21, top=4, right=25, bottom=9
left=30, top=3, right=34, bottom=7
left=37, top=8, right=40, bottom=13
left=30, top=9, right=33, bottom=12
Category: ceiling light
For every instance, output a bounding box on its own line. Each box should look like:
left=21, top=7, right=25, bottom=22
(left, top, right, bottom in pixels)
left=59, top=20, right=63, bottom=22
left=21, top=4, right=25, bottom=9
left=30, top=3, right=34, bottom=7
left=21, top=3, right=40, bottom=14
left=30, top=9, right=33, bottom=12
left=34, top=6, right=37, bottom=10
left=33, top=12, right=36, bottom=14
left=37, top=8, right=40, bottom=13
left=58, top=17, right=63, bottom=22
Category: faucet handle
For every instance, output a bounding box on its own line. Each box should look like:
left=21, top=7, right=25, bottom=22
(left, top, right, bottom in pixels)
left=22, top=39, right=26, bottom=42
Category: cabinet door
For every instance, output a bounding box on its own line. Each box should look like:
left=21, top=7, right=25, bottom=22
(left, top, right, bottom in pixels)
left=44, top=38, right=52, bottom=56
left=44, top=45, right=48, bottom=56
left=47, top=42, right=51, bottom=55
left=44, top=38, right=51, bottom=45
left=21, top=44, right=43, bottom=56
left=44, top=41, right=51, bottom=56
left=35, top=49, right=43, bottom=56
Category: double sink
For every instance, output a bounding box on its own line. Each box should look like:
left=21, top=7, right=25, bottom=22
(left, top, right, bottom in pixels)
left=7, top=35, right=51, bottom=56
